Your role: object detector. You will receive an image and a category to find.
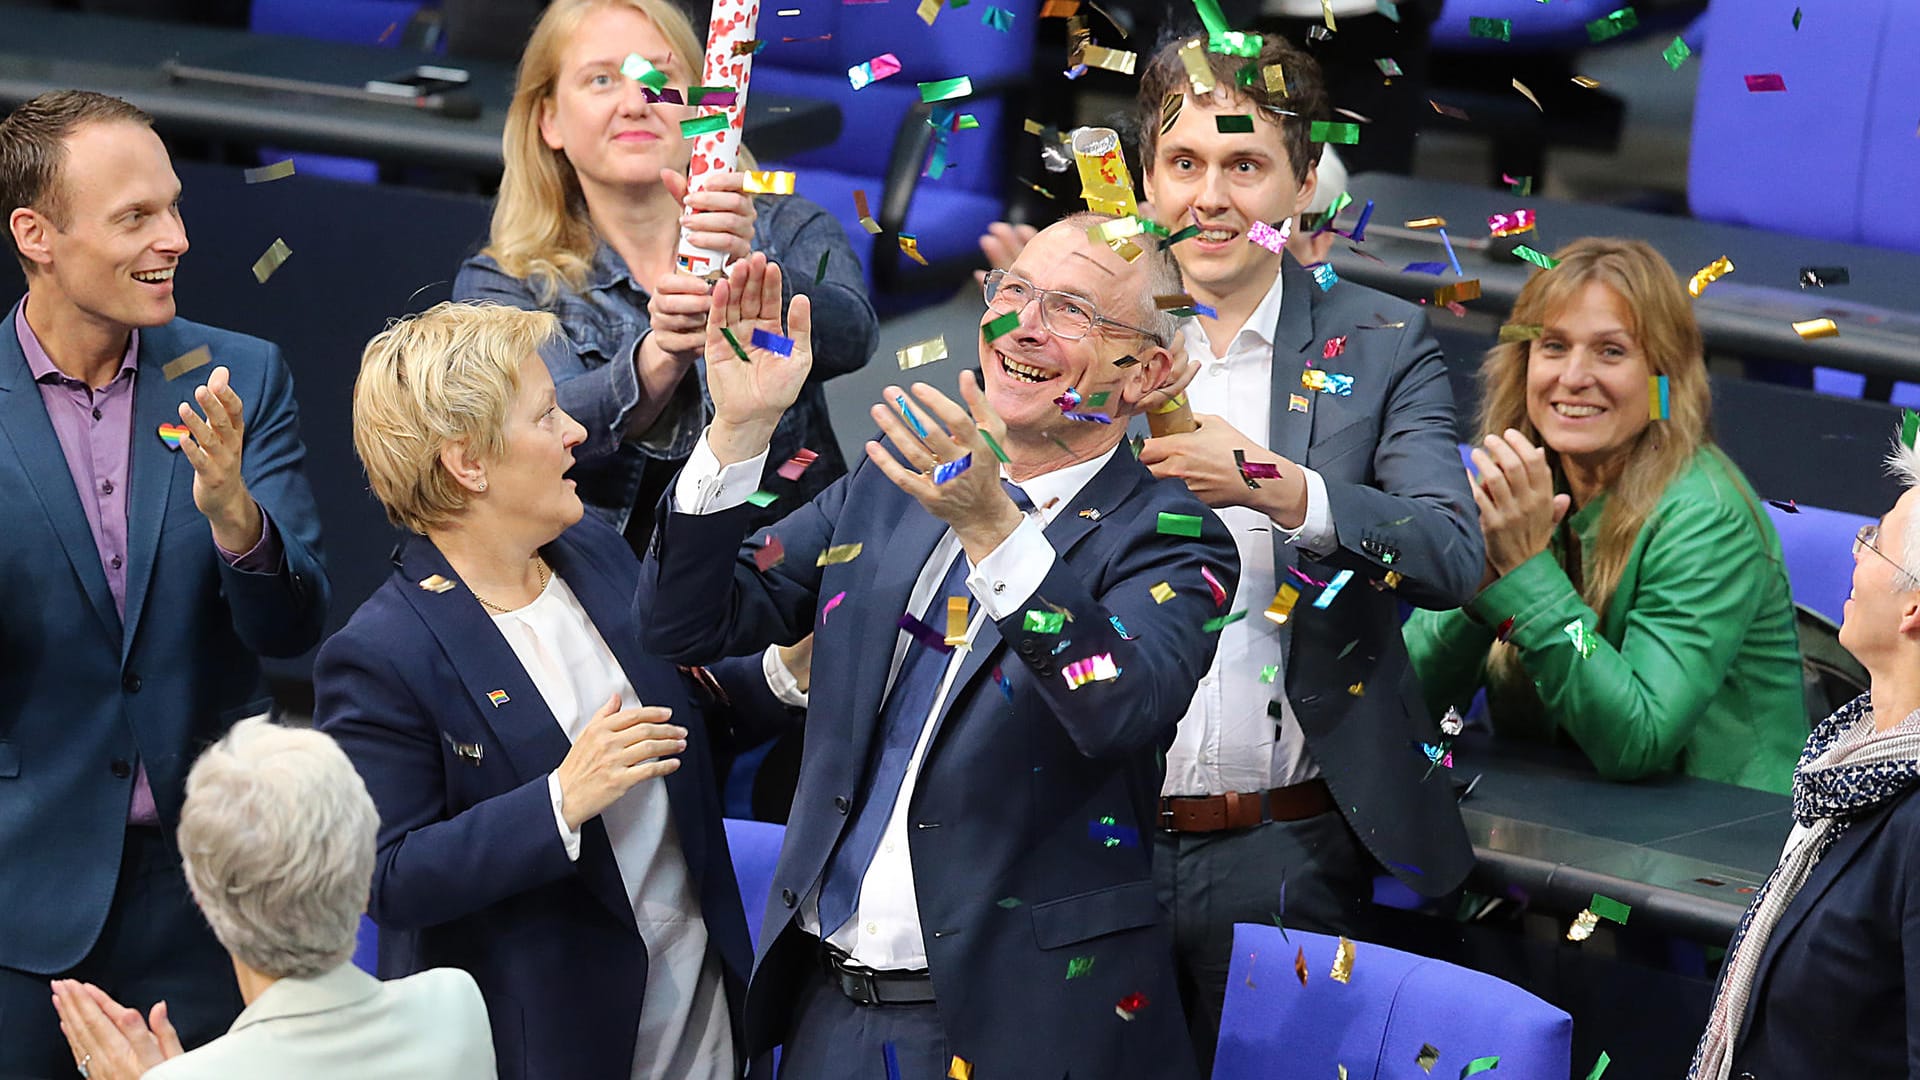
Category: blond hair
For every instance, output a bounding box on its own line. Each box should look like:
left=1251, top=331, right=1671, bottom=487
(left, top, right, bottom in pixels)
left=1481, top=239, right=1718, bottom=684
left=483, top=0, right=752, bottom=301
left=353, top=301, right=559, bottom=535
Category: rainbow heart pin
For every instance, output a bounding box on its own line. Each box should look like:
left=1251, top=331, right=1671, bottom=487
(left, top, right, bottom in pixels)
left=157, top=423, right=189, bottom=450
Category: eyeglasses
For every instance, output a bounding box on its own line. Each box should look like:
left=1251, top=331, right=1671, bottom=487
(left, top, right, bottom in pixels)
left=982, top=269, right=1166, bottom=348
left=1856, top=522, right=1903, bottom=571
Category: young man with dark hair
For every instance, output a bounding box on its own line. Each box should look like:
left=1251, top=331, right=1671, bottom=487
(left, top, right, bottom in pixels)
left=0, top=90, right=328, bottom=1073
left=1131, top=36, right=1482, bottom=1067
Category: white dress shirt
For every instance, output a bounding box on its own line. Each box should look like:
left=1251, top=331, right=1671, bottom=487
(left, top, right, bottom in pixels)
left=1162, top=265, right=1335, bottom=797
left=675, top=432, right=1116, bottom=969
left=492, top=573, right=732, bottom=1080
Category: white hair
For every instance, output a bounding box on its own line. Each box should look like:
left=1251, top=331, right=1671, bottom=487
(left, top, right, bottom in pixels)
left=1885, top=436, right=1920, bottom=592
left=177, top=719, right=378, bottom=980
left=1052, top=211, right=1183, bottom=347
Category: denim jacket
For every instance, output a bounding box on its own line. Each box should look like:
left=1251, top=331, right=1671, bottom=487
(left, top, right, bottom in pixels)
left=454, top=193, right=878, bottom=534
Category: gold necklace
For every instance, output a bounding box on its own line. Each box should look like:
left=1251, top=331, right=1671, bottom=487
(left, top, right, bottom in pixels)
left=472, top=556, right=550, bottom=614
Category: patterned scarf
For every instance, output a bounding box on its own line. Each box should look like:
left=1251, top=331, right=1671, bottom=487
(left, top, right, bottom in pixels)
left=1690, top=693, right=1920, bottom=1079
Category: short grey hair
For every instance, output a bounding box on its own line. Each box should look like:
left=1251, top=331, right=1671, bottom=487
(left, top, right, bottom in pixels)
left=177, top=719, right=379, bottom=980
left=1886, top=436, right=1920, bottom=592
left=1053, top=210, right=1183, bottom=347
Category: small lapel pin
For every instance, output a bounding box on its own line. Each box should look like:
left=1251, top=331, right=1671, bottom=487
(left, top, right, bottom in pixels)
left=486, top=689, right=510, bottom=708
left=417, top=574, right=456, bottom=593
left=1288, top=393, right=1310, bottom=414
left=157, top=423, right=188, bottom=451
left=1078, top=507, right=1101, bottom=520
left=443, top=732, right=485, bottom=765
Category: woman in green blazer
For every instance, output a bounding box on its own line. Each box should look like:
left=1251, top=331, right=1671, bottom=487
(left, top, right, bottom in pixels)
left=1403, top=238, right=1804, bottom=793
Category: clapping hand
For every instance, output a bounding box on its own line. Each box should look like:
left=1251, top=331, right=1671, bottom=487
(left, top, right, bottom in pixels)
left=179, top=365, right=263, bottom=553
left=865, top=371, right=1026, bottom=563
left=51, top=980, right=181, bottom=1080
left=703, top=253, right=814, bottom=465
left=1472, top=429, right=1571, bottom=582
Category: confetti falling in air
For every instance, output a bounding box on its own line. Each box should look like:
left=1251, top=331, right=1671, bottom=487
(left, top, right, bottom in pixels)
left=1468, top=16, right=1510, bottom=40
left=243, top=158, right=295, bottom=184
left=778, top=449, right=819, bottom=482
left=161, top=345, right=212, bottom=381
left=948, top=1057, right=972, bottom=1080
left=1687, top=255, right=1735, bottom=297
left=1301, top=369, right=1355, bottom=396
left=1905, top=409, right=1919, bottom=451
left=1265, top=585, right=1301, bottom=625
left=1314, top=570, right=1354, bottom=609
left=754, top=535, right=786, bottom=571
left=1567, top=908, right=1601, bottom=941
left=1769, top=498, right=1799, bottom=514
left=884, top=1043, right=902, bottom=1080
left=1025, top=609, right=1067, bottom=633
left=620, top=53, right=668, bottom=89
left=898, top=612, right=955, bottom=653
left=1563, top=619, right=1596, bottom=658
left=1585, top=1051, right=1612, bottom=1079
left=1309, top=121, right=1361, bottom=144
left=1088, top=815, right=1139, bottom=847
left=982, top=5, right=1015, bottom=29
left=1294, top=946, right=1309, bottom=985
left=1247, top=219, right=1289, bottom=253
left=1511, top=79, right=1542, bottom=112
left=1157, top=512, right=1203, bottom=538
left=1202, top=566, right=1228, bottom=606
left=1311, top=263, right=1340, bottom=291
left=822, top=591, right=846, bottom=622
left=1329, top=936, right=1355, bottom=983
left=1512, top=245, right=1559, bottom=270
left=1417, top=1044, right=1441, bottom=1073
left=745, top=490, right=779, bottom=508
left=1202, top=610, right=1247, bottom=632
left=1062, top=653, right=1119, bottom=688
left=251, top=238, right=292, bottom=284
left=750, top=328, right=795, bottom=356
left=1114, top=991, right=1148, bottom=1020
left=984, top=310, right=1023, bottom=342
left=1323, top=335, right=1348, bottom=359
left=817, top=543, right=864, bottom=566
left=679, top=113, right=729, bottom=138
left=720, top=328, right=751, bottom=362
left=1259, top=664, right=1278, bottom=684
left=933, top=454, right=973, bottom=485
left=978, top=428, right=1011, bottom=463
left=898, top=234, right=929, bottom=266
left=1460, top=1056, right=1500, bottom=1077
left=1498, top=324, right=1543, bottom=343
left=853, top=189, right=883, bottom=234
left=1586, top=6, right=1637, bottom=42
left=1793, top=317, right=1839, bottom=340
left=1215, top=113, right=1256, bottom=134
left=897, top=336, right=948, bottom=369
left=1799, top=266, right=1849, bottom=287
left=742, top=170, right=796, bottom=194
left=848, top=52, right=903, bottom=90
left=919, top=75, right=974, bottom=103
left=1745, top=73, right=1786, bottom=93
left=1150, top=582, right=1176, bottom=604
left=1488, top=208, right=1534, bottom=237
left=1662, top=36, right=1692, bottom=70
left=1590, top=893, right=1631, bottom=925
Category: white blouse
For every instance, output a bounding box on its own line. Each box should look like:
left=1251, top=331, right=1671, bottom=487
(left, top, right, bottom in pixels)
left=489, top=571, right=733, bottom=1080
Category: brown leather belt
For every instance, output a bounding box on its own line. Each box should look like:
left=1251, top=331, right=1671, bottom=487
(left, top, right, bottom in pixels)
left=1158, top=780, right=1335, bottom=833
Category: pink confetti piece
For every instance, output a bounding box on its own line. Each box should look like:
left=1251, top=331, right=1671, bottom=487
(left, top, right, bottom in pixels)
left=1202, top=566, right=1227, bottom=607
left=1246, top=219, right=1289, bottom=253
left=1745, top=73, right=1786, bottom=92
left=777, top=448, right=819, bottom=481
left=822, top=590, right=846, bottom=622
left=1322, top=335, right=1347, bottom=359
left=1239, top=461, right=1282, bottom=479
left=1487, top=208, right=1534, bottom=236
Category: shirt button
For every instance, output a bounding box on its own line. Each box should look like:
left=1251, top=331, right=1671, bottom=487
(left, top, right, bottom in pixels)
left=100, top=480, right=113, bottom=495
left=866, top=922, right=878, bottom=935
left=110, top=555, right=122, bottom=570
left=781, top=888, right=796, bottom=908
left=91, top=407, right=102, bottom=420
left=833, top=795, right=850, bottom=814
left=110, top=759, right=132, bottom=779
left=883, top=841, right=894, bottom=853
left=992, top=582, right=1006, bottom=594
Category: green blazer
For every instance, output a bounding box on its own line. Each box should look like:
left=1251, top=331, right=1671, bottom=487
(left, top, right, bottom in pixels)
left=1403, top=446, right=1805, bottom=793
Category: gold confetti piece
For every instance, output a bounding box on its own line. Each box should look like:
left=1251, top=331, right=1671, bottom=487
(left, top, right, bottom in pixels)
left=1083, top=44, right=1137, bottom=74
left=897, top=335, right=948, bottom=369
left=243, top=158, right=296, bottom=184
left=1347, top=682, right=1365, bottom=696
left=1687, top=255, right=1734, bottom=297
left=1319, top=0, right=1335, bottom=30
left=1498, top=323, right=1543, bottom=343
left=1150, top=582, right=1176, bottom=604
left=1793, top=317, right=1839, bottom=339
left=1264, top=584, right=1300, bottom=625
left=853, top=189, right=882, bottom=234
left=1294, top=945, right=1309, bottom=985
left=1382, top=570, right=1404, bottom=589
left=1433, top=279, right=1481, bottom=306
left=732, top=38, right=764, bottom=55
left=1159, top=92, right=1184, bottom=135
left=1038, top=0, right=1079, bottom=15
left=946, top=595, right=969, bottom=645
left=1566, top=908, right=1600, bottom=941
left=1511, top=78, right=1543, bottom=111
left=1339, top=1067, right=1349, bottom=1080
left=1262, top=62, right=1288, bottom=95
left=1177, top=37, right=1215, bottom=95
left=917, top=0, right=942, bottom=23
left=1417, top=1044, right=1440, bottom=1073
left=251, top=237, right=292, bottom=284
left=742, top=170, right=796, bottom=194
left=162, top=345, right=212, bottom=381
left=948, top=1057, right=973, bottom=1080
left=816, top=542, right=864, bottom=566
left=1405, top=216, right=1446, bottom=229
left=1571, top=75, right=1601, bottom=89
left=417, top=574, right=456, bottom=593
left=1329, top=936, right=1355, bottom=982
left=898, top=234, right=929, bottom=266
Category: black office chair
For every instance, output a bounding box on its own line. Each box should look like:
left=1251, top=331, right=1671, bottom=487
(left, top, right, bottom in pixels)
left=1796, top=603, right=1868, bottom=727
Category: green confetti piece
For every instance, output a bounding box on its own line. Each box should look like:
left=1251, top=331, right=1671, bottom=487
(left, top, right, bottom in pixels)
left=1376, top=0, right=1400, bottom=21
left=1206, top=30, right=1262, bottom=57
left=1309, top=121, right=1361, bottom=145
left=1584, top=6, right=1637, bottom=43
left=918, top=76, right=973, bottom=103
left=1336, top=639, right=1358, bottom=659
left=957, top=113, right=980, bottom=130
left=1791, top=6, right=1801, bottom=29
left=679, top=113, right=730, bottom=138
left=1192, top=0, right=1230, bottom=37
left=1662, top=35, right=1692, bottom=70
left=1235, top=62, right=1258, bottom=88
left=1460, top=1057, right=1500, bottom=1078
left=1584, top=1051, right=1611, bottom=1080
left=745, top=490, right=779, bottom=507
left=1469, top=16, right=1511, bottom=40
left=1904, top=408, right=1920, bottom=450
left=1024, top=610, right=1067, bottom=633
left=1202, top=610, right=1247, bottom=632
left=1159, top=223, right=1202, bottom=249
left=686, top=85, right=735, bottom=105
left=1513, top=244, right=1560, bottom=270
left=815, top=250, right=830, bottom=284
left=984, top=310, right=1023, bottom=342
left=1084, top=391, right=1110, bottom=408
left=1066, top=955, right=1095, bottom=979
left=978, top=427, right=1011, bottom=463
left=1157, top=512, right=1203, bottom=537
left=997, top=896, right=1024, bottom=908
left=1215, top=114, right=1255, bottom=134
left=620, top=53, right=668, bottom=90
left=1590, top=893, right=1631, bottom=924
left=719, top=326, right=751, bottom=361
left=1259, top=664, right=1279, bottom=684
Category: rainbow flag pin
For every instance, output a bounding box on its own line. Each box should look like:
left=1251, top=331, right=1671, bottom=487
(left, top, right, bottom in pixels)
left=1648, top=375, right=1671, bottom=420
left=486, top=689, right=510, bottom=708
left=157, top=423, right=189, bottom=450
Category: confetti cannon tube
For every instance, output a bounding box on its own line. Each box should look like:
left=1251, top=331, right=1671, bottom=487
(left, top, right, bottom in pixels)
left=676, top=0, right=761, bottom=278
left=1147, top=392, right=1197, bottom=437
left=1070, top=126, right=1139, bottom=218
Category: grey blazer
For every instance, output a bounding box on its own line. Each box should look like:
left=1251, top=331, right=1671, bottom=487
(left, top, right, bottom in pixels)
left=1265, top=254, right=1483, bottom=897
left=145, top=964, right=496, bottom=1080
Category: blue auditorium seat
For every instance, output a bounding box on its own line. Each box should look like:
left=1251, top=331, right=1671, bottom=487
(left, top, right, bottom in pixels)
left=248, top=0, right=430, bottom=184
left=1431, top=0, right=1626, bottom=51
left=1768, top=501, right=1868, bottom=627
left=753, top=0, right=1035, bottom=308
left=1213, top=924, right=1572, bottom=1080
left=724, top=817, right=785, bottom=953
left=352, top=912, right=379, bottom=974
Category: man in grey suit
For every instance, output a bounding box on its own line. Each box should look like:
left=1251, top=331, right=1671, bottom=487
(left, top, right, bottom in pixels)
left=1131, top=35, right=1483, bottom=1068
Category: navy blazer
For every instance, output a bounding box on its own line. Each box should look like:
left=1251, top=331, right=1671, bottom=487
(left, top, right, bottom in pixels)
left=314, top=515, right=760, bottom=1080
left=1731, top=786, right=1920, bottom=1078
left=637, top=442, right=1239, bottom=1080
left=1264, top=256, right=1483, bottom=896
left=0, top=307, right=327, bottom=974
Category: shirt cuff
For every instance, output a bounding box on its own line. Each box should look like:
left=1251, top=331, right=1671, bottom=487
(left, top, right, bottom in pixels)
left=672, top=429, right=770, bottom=514
left=1277, top=467, right=1336, bottom=555
left=762, top=643, right=810, bottom=708
left=969, top=517, right=1057, bottom=621
left=546, top=772, right=582, bottom=862
left=214, top=504, right=283, bottom=573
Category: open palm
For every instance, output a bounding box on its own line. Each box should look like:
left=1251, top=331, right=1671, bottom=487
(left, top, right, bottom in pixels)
left=704, top=253, right=814, bottom=430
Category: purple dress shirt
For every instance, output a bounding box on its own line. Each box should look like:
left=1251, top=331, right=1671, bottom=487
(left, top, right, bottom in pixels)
left=15, top=304, right=281, bottom=825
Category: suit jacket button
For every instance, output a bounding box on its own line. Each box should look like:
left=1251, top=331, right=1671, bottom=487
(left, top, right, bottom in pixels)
left=781, top=888, right=797, bottom=908
left=834, top=795, right=850, bottom=813
left=110, top=759, right=132, bottom=779
left=121, top=673, right=142, bottom=693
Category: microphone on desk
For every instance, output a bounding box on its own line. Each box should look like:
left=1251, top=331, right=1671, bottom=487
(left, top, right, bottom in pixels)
left=160, top=61, right=483, bottom=121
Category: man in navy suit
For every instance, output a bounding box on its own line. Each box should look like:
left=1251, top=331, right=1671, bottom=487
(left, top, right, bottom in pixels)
left=0, top=91, right=327, bottom=1074
left=637, top=221, right=1238, bottom=1079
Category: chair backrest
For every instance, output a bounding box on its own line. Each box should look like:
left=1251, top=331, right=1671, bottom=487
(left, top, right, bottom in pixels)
left=1689, top=0, right=1920, bottom=252
left=1795, top=603, right=1868, bottom=726
left=1767, top=501, right=1868, bottom=625
left=1214, top=924, right=1571, bottom=1080
left=250, top=0, right=426, bottom=45
left=1431, top=0, right=1632, bottom=50
left=723, top=817, right=785, bottom=953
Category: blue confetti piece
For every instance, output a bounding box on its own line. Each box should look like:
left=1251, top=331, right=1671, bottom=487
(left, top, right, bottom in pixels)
left=884, top=1042, right=901, bottom=1080
left=932, top=453, right=973, bottom=484
left=1313, top=569, right=1354, bottom=609
left=1347, top=198, right=1374, bottom=242
left=749, top=327, right=794, bottom=356
left=896, top=394, right=929, bottom=438
left=1403, top=261, right=1450, bottom=275
left=991, top=664, right=1013, bottom=701
left=1110, top=614, right=1135, bottom=639
left=1438, top=227, right=1464, bottom=277
left=1062, top=411, right=1112, bottom=423
left=1192, top=303, right=1218, bottom=318
left=1310, top=263, right=1339, bottom=291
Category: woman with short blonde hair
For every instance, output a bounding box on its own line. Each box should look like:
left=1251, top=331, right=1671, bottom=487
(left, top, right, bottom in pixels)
left=1404, top=237, right=1805, bottom=792
left=454, top=0, right=876, bottom=551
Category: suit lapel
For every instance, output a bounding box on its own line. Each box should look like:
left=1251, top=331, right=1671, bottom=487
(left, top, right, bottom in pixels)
left=1265, top=256, right=1320, bottom=642
left=0, top=316, right=118, bottom=639
left=394, top=535, right=636, bottom=931
left=120, top=330, right=188, bottom=659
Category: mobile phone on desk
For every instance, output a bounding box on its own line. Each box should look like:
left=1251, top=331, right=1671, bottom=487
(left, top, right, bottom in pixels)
left=365, top=65, right=471, bottom=99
